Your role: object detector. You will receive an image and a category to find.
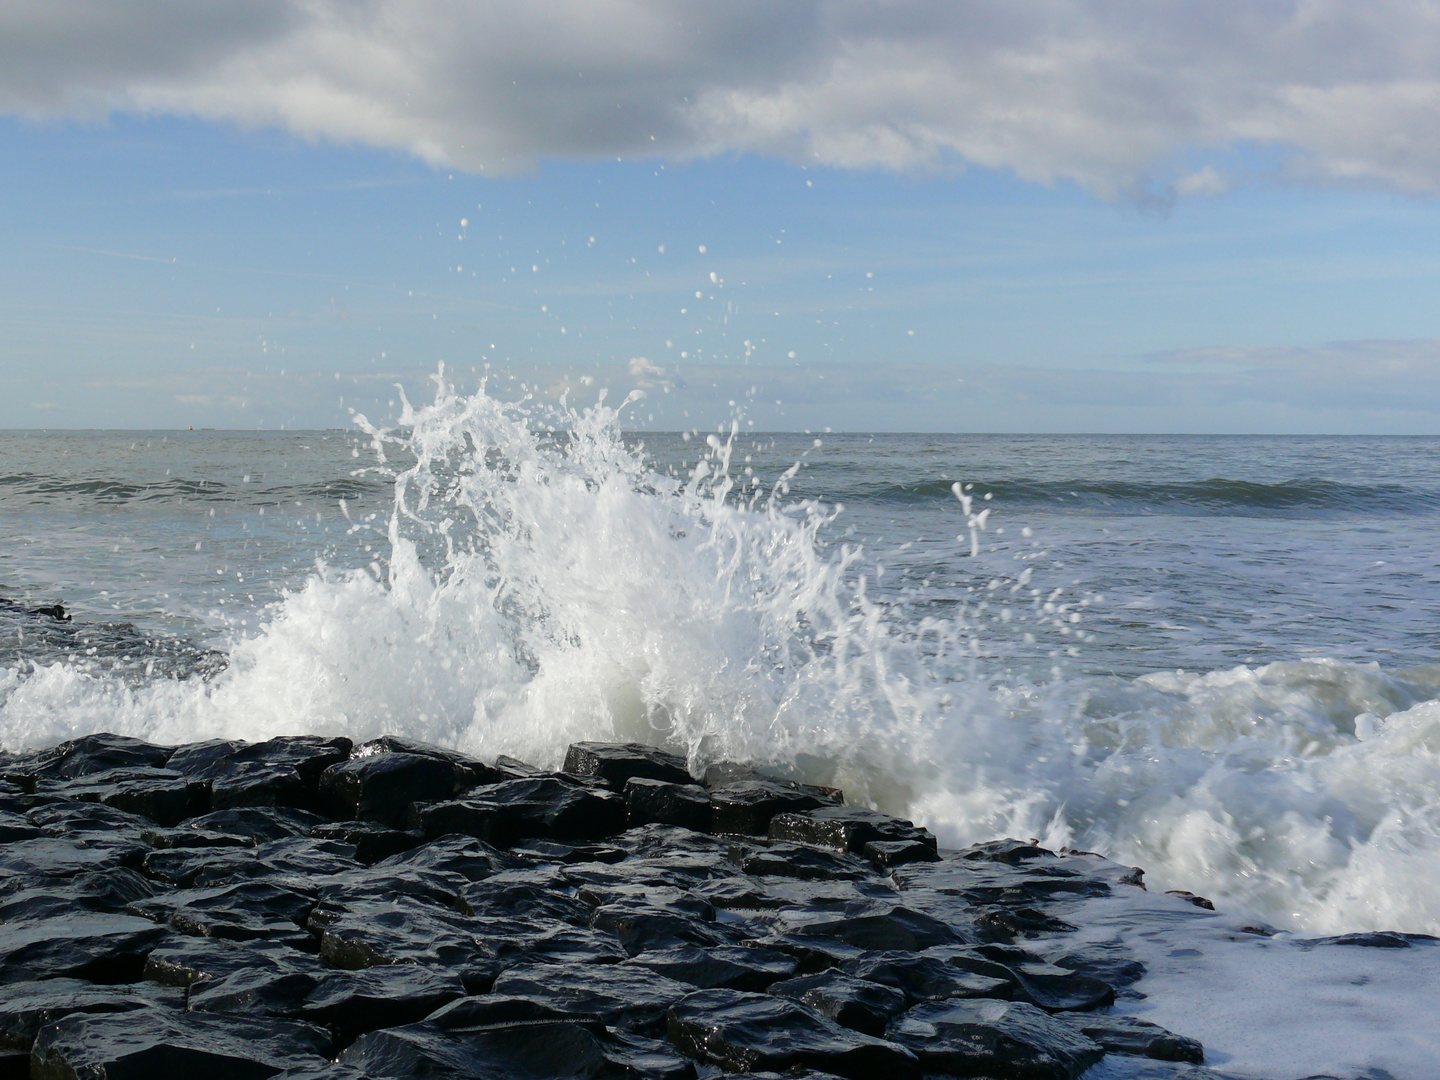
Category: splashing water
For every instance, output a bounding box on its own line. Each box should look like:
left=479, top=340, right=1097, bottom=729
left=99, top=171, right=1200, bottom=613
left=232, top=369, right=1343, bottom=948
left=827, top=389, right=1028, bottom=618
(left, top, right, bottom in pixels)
left=4, top=375, right=1440, bottom=937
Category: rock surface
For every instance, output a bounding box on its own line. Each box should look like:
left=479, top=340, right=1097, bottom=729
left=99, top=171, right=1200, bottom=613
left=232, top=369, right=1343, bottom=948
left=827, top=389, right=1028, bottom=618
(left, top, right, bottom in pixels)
left=0, top=732, right=1212, bottom=1078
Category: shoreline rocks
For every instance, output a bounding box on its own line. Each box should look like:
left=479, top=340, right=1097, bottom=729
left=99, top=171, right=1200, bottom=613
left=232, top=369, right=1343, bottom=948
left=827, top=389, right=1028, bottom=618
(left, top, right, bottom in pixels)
left=0, top=732, right=1232, bottom=1078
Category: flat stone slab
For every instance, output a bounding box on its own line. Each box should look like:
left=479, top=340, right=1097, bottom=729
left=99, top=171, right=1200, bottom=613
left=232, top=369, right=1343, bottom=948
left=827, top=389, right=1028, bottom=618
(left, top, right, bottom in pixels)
left=667, top=988, right=920, bottom=1079
left=886, top=998, right=1106, bottom=1080
left=0, top=913, right=170, bottom=985
left=30, top=1007, right=331, bottom=1079
left=564, top=741, right=693, bottom=788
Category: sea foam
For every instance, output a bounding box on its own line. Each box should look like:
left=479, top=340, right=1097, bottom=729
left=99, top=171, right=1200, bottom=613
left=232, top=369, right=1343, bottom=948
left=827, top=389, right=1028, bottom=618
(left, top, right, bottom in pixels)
left=3, top=374, right=1440, bottom=938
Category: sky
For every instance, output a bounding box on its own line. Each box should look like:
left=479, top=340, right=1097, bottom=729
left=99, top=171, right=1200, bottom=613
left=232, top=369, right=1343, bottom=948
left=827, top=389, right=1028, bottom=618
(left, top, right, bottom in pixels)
left=3, top=1, right=1440, bottom=433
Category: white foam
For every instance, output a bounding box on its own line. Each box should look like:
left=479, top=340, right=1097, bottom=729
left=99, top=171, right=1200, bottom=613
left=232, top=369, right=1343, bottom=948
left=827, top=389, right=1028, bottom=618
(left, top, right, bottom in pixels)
left=3, top=376, right=1440, bottom=938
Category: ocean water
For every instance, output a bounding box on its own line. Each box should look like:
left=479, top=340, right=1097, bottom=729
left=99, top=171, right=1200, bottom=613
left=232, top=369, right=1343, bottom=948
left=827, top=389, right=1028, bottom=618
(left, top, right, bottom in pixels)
left=4, top=376, right=1440, bottom=940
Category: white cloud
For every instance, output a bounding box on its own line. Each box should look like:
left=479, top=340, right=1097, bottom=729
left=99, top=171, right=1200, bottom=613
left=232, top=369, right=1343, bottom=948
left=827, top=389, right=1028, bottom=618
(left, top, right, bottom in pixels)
left=4, top=2, right=1440, bottom=198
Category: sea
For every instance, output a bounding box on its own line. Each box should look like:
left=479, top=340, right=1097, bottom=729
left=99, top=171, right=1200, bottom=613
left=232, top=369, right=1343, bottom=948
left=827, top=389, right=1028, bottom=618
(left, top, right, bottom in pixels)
left=4, top=376, right=1440, bottom=953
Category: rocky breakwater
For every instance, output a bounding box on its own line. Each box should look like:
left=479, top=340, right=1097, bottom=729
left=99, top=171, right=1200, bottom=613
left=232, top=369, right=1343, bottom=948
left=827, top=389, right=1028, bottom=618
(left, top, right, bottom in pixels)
left=0, top=732, right=1220, bottom=1079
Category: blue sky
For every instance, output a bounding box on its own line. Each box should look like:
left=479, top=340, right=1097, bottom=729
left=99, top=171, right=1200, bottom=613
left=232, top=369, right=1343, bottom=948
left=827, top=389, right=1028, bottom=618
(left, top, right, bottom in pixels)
left=4, top=3, right=1440, bottom=432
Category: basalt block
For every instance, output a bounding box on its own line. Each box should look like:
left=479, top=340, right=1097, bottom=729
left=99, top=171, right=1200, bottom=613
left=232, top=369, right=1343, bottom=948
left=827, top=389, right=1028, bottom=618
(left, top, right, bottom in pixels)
left=169, top=736, right=353, bottom=804
left=309, top=822, right=423, bottom=864
left=789, top=904, right=970, bottom=952
left=886, top=998, right=1105, bottom=1080
left=969, top=944, right=1117, bottom=1012
left=842, top=952, right=1012, bottom=1004
left=625, top=944, right=797, bottom=991
left=624, top=777, right=712, bottom=831
left=563, top=741, right=693, bottom=789
left=356, top=735, right=505, bottom=788
left=126, top=880, right=317, bottom=946
left=730, top=841, right=874, bottom=881
left=342, top=1018, right=685, bottom=1080
left=666, top=988, right=919, bottom=1080
left=30, top=1008, right=331, bottom=1080
left=1068, top=1013, right=1205, bottom=1063
left=768, top=806, right=937, bottom=856
left=480, top=962, right=698, bottom=1034
left=0, top=979, right=182, bottom=1055
left=318, top=753, right=463, bottom=828
left=0, top=867, right=159, bottom=921
left=709, top=781, right=840, bottom=836
left=864, top=839, right=941, bottom=870
left=49, top=767, right=210, bottom=827
left=768, top=971, right=909, bottom=1037
left=0, top=914, right=170, bottom=985
left=181, top=807, right=327, bottom=844
left=408, top=776, right=626, bottom=845
left=6, top=733, right=172, bottom=782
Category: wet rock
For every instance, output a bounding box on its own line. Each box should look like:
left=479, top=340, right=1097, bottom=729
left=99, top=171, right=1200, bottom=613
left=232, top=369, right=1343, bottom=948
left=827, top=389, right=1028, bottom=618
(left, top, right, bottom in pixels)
left=342, top=1017, right=678, bottom=1080
left=709, top=781, right=840, bottom=836
left=842, top=952, right=1012, bottom=1003
left=864, top=839, right=941, bottom=870
left=127, top=880, right=317, bottom=946
left=47, top=767, right=210, bottom=827
left=768, top=972, right=909, bottom=1036
left=493, top=754, right=544, bottom=778
left=961, top=838, right=1057, bottom=864
left=666, top=988, right=919, bottom=1079
left=27, top=799, right=151, bottom=838
left=1166, top=890, right=1216, bottom=910
left=31, top=1007, right=331, bottom=1079
left=6, top=732, right=172, bottom=782
left=886, top=998, right=1105, bottom=1080
left=789, top=904, right=970, bottom=951
left=309, top=821, right=423, bottom=864
left=731, top=841, right=874, bottom=881
left=374, top=832, right=516, bottom=882
left=511, top=838, right=629, bottom=865
left=409, top=775, right=626, bottom=845
left=479, top=962, right=698, bottom=1034
left=0, top=913, right=170, bottom=985
left=142, top=836, right=357, bottom=889
left=141, top=826, right=255, bottom=851
left=626, top=944, right=798, bottom=991
left=1068, top=1013, right=1205, bottom=1063
left=308, top=894, right=501, bottom=986
left=564, top=741, right=693, bottom=789
left=0, top=812, right=43, bottom=843
left=1049, top=944, right=1147, bottom=989
left=318, top=752, right=464, bottom=827
left=169, top=736, right=353, bottom=806
left=590, top=894, right=732, bottom=955
left=210, top=764, right=307, bottom=811
left=357, top=735, right=505, bottom=788
left=624, top=777, right=712, bottom=830
left=143, top=938, right=304, bottom=988
left=976, top=905, right=1078, bottom=942
left=0, top=867, right=160, bottom=921
left=299, top=966, right=467, bottom=1044
left=182, top=807, right=327, bottom=844
left=0, top=979, right=182, bottom=1054
left=768, top=806, right=936, bottom=855
left=969, top=944, right=1117, bottom=1011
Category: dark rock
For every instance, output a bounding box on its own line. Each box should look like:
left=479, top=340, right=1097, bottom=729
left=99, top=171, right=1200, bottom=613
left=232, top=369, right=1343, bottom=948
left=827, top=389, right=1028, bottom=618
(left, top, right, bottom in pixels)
left=960, top=838, right=1057, bottom=864
left=141, top=827, right=255, bottom=851
left=1166, top=890, right=1216, bottom=910
left=308, top=894, right=501, bottom=985
left=590, top=899, right=731, bottom=956
left=318, top=752, right=464, bottom=827
left=127, top=880, right=317, bottom=946
left=702, top=763, right=842, bottom=801
left=666, top=988, right=919, bottom=1079
left=789, top=904, right=970, bottom=951
left=478, top=962, right=698, bottom=1034
left=0, top=913, right=170, bottom=985
left=357, top=735, right=505, bottom=788
left=510, top=838, right=629, bottom=865
left=1050, top=945, right=1147, bottom=989
left=624, top=777, right=712, bottom=830
left=6, top=733, right=172, bottom=781
left=48, top=766, right=210, bottom=827
left=768, top=806, right=936, bottom=855
left=141, top=836, right=357, bottom=889
left=1310, top=931, right=1436, bottom=948
left=1068, top=1013, right=1205, bottom=1063
left=0, top=979, right=182, bottom=1053
left=710, top=781, right=840, bottom=835
left=976, top=905, right=1078, bottom=942
left=309, top=821, right=423, bottom=864
left=886, top=998, right=1105, bottom=1080
left=169, top=736, right=353, bottom=811
left=0, top=867, right=159, bottom=921
left=342, top=1017, right=677, bottom=1080
left=493, top=754, right=544, bottom=778
left=969, top=944, right=1117, bottom=1012
left=626, top=944, right=797, bottom=991
left=768, top=972, right=909, bottom=1036
left=408, top=775, right=626, bottom=844
left=864, top=839, right=941, bottom=870
left=182, top=807, right=327, bottom=844
left=28, top=799, right=151, bottom=837
left=299, top=966, right=467, bottom=1044
left=210, top=764, right=307, bottom=811
left=563, top=741, right=693, bottom=789
left=374, top=832, right=516, bottom=882
left=731, top=841, right=874, bottom=881
left=842, top=952, right=1012, bottom=1003
left=31, top=1007, right=331, bottom=1079
left=143, top=938, right=304, bottom=988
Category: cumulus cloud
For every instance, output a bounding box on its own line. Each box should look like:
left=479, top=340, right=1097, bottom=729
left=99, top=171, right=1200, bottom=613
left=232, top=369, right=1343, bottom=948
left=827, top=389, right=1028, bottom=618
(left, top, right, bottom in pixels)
left=4, top=1, right=1440, bottom=197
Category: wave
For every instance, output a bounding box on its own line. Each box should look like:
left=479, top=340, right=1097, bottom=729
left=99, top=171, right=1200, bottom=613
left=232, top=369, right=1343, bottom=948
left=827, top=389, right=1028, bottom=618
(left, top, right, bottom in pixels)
left=0, top=473, right=387, bottom=505
left=3, top=376, right=1440, bottom=938
left=855, top=477, right=1435, bottom=514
